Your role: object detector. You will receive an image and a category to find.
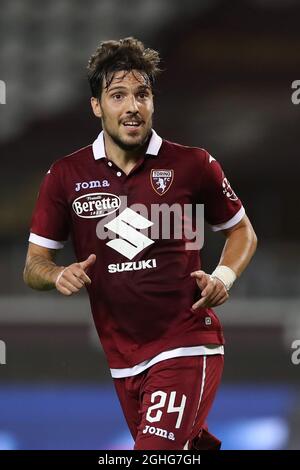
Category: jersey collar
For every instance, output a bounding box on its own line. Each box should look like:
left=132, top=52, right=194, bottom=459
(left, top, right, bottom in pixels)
left=92, top=129, right=162, bottom=160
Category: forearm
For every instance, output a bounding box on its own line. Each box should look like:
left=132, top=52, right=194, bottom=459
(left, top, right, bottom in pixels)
left=23, top=255, right=63, bottom=291
left=218, top=225, right=257, bottom=277
left=191, top=219, right=257, bottom=306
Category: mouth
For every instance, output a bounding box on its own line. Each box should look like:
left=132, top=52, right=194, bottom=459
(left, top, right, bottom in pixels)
left=122, top=120, right=143, bottom=131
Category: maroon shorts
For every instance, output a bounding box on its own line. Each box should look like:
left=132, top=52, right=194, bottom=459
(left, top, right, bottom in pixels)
left=113, top=354, right=224, bottom=450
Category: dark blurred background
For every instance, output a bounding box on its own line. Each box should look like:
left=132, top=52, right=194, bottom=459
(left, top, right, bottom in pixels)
left=0, top=0, right=299, bottom=450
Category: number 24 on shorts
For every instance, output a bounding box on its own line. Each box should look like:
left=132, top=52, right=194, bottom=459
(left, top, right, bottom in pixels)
left=146, top=391, right=187, bottom=429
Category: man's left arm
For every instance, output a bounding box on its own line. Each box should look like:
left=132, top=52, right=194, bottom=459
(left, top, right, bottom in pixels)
left=191, top=215, right=257, bottom=309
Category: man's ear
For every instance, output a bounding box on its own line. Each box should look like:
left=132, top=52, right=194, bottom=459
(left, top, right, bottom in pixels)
left=91, top=97, right=102, bottom=118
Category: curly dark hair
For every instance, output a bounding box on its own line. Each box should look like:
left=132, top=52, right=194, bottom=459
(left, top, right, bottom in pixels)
left=87, top=37, right=161, bottom=98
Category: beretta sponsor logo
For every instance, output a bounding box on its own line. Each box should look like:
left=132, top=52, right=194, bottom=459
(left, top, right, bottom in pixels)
left=72, top=192, right=120, bottom=218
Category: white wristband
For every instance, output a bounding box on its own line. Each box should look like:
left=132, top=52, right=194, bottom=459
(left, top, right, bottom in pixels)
left=211, top=265, right=237, bottom=291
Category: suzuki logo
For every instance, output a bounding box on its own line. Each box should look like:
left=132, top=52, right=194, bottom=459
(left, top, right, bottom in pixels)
left=104, top=208, right=154, bottom=260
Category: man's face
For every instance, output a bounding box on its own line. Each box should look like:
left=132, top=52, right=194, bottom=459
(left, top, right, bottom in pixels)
left=92, top=70, right=154, bottom=151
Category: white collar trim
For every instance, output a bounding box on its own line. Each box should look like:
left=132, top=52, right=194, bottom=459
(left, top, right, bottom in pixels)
left=92, top=129, right=162, bottom=160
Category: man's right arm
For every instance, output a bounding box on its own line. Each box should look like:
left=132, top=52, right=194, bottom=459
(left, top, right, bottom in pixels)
left=23, top=242, right=96, bottom=295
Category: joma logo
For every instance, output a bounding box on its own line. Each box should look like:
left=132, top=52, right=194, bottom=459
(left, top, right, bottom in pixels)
left=75, top=180, right=110, bottom=192
left=142, top=425, right=175, bottom=441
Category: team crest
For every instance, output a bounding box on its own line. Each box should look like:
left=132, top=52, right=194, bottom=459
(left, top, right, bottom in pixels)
left=150, top=169, right=174, bottom=196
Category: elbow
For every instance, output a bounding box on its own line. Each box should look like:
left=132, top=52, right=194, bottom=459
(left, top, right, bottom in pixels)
left=242, top=215, right=258, bottom=257
left=23, top=264, right=30, bottom=287
left=23, top=260, right=34, bottom=289
left=250, top=228, right=258, bottom=257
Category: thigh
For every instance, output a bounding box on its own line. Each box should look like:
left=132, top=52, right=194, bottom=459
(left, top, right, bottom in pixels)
left=134, top=355, right=223, bottom=450
left=113, top=376, right=142, bottom=441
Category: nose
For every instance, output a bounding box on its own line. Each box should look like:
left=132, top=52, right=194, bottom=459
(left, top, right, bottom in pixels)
left=126, top=94, right=139, bottom=114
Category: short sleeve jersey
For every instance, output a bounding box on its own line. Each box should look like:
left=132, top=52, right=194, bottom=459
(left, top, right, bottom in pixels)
left=29, top=130, right=244, bottom=369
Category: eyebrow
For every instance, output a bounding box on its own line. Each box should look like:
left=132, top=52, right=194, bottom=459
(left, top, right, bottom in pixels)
left=107, top=84, right=151, bottom=94
left=107, top=86, right=127, bottom=93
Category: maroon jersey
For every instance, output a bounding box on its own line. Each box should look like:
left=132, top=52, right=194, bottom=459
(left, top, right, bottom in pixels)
left=29, top=130, right=244, bottom=369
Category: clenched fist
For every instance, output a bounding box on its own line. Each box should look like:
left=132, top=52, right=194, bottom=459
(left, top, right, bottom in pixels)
left=190, top=270, right=229, bottom=309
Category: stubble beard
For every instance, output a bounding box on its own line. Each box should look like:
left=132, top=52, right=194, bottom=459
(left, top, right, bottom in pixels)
left=103, top=117, right=152, bottom=152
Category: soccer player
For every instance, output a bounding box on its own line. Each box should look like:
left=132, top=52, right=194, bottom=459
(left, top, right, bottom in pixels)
left=23, top=37, right=257, bottom=450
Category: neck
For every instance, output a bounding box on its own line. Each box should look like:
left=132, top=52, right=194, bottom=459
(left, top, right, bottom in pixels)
left=103, top=131, right=150, bottom=173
